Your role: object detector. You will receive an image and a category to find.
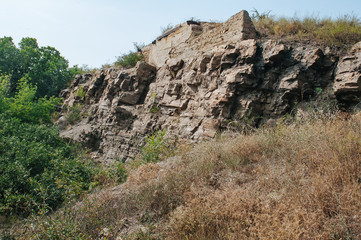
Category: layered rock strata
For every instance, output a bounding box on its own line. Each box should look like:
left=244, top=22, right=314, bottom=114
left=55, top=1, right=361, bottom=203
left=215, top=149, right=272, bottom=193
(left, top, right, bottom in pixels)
left=58, top=10, right=361, bottom=163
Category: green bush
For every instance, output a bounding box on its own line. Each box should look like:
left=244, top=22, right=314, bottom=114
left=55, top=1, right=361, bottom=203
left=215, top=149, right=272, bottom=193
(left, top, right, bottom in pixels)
left=0, top=76, right=98, bottom=217
left=93, top=160, right=128, bottom=186
left=75, top=86, right=86, bottom=100
left=141, top=130, right=169, bottom=163
left=65, top=104, right=84, bottom=124
left=114, top=51, right=143, bottom=68
left=0, top=115, right=96, bottom=216
left=1, top=78, right=61, bottom=124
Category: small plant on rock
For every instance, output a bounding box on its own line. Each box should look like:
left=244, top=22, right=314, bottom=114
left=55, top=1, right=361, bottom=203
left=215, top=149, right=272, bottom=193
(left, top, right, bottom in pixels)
left=75, top=86, right=86, bottom=101
left=149, top=93, right=160, bottom=113
left=65, top=104, right=84, bottom=124
left=141, top=130, right=169, bottom=163
left=114, top=43, right=144, bottom=68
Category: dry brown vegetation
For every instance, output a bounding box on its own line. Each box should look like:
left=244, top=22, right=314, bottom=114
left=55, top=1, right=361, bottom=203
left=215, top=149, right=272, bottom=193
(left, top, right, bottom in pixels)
left=14, top=109, right=361, bottom=239
left=252, top=12, right=361, bottom=49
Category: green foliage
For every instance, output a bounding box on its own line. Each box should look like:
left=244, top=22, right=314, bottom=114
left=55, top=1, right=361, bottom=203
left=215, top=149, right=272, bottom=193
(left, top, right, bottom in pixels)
left=1, top=78, right=61, bottom=124
left=75, top=86, right=86, bottom=100
left=0, top=75, right=98, bottom=218
left=114, top=51, right=143, bottom=68
left=149, top=105, right=160, bottom=113
left=114, top=43, right=144, bottom=68
left=0, top=37, right=75, bottom=97
left=93, top=160, right=128, bottom=186
left=141, top=130, right=169, bottom=163
left=149, top=93, right=160, bottom=113
left=72, top=64, right=98, bottom=74
left=22, top=210, right=87, bottom=240
left=65, top=104, right=84, bottom=124
left=0, top=115, right=96, bottom=216
left=0, top=75, right=11, bottom=111
left=133, top=42, right=145, bottom=52
left=110, top=161, right=128, bottom=183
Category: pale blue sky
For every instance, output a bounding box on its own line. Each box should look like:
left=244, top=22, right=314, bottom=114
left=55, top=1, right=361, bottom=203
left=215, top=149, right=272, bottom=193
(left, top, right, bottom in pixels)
left=1, top=0, right=360, bottom=68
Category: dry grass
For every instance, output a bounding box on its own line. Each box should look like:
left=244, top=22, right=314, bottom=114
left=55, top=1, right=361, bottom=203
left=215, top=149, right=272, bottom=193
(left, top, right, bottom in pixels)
left=13, top=112, right=361, bottom=239
left=253, top=14, right=361, bottom=49
left=165, top=114, right=361, bottom=239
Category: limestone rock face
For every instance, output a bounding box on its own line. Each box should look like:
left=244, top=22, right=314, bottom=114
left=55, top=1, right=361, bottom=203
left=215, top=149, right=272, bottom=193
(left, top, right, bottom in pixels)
left=333, top=41, right=361, bottom=103
left=59, top=62, right=157, bottom=163
left=142, top=10, right=257, bottom=69
left=58, top=10, right=360, bottom=163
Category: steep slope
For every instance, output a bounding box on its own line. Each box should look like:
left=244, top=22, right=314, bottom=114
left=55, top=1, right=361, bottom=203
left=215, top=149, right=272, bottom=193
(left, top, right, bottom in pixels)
left=57, top=10, right=361, bottom=163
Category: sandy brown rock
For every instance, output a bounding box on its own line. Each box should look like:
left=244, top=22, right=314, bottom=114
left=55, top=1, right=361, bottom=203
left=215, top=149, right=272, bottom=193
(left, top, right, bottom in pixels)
left=58, top=11, right=358, bottom=163
left=334, top=41, right=361, bottom=103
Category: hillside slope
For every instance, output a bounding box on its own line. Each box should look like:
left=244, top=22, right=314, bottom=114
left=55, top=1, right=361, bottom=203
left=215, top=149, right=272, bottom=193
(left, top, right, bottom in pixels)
left=21, top=112, right=361, bottom=239
left=8, top=10, right=361, bottom=240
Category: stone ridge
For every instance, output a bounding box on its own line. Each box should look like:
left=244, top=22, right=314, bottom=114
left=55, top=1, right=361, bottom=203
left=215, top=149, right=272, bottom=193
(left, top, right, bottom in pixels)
left=57, top=10, right=361, bottom=163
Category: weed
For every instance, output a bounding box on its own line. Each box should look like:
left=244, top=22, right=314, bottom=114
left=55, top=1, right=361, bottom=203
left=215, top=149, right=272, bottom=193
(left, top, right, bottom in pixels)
left=149, top=105, right=160, bottom=113
left=75, top=65, right=98, bottom=74
left=226, top=108, right=261, bottom=134
left=251, top=8, right=272, bottom=20
left=115, top=52, right=143, bottom=68
left=133, top=42, right=145, bottom=52
left=65, top=104, right=84, bottom=124
left=75, top=86, right=86, bottom=101
left=161, top=23, right=174, bottom=34
left=115, top=43, right=145, bottom=68
left=141, top=130, right=169, bottom=163
left=94, top=159, right=128, bottom=186
left=149, top=93, right=160, bottom=113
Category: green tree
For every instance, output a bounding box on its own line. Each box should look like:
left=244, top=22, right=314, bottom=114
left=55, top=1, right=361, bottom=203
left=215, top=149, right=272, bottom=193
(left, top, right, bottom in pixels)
left=0, top=75, right=96, bottom=217
left=0, top=37, right=76, bottom=97
left=0, top=37, right=19, bottom=83
left=0, top=76, right=60, bottom=124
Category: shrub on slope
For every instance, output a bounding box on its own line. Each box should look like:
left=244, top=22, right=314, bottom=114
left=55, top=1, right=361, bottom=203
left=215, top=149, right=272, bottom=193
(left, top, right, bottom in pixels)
left=20, top=111, right=361, bottom=239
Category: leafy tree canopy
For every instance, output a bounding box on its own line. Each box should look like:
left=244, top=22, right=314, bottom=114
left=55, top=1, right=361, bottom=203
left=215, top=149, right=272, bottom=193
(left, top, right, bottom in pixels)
left=0, top=36, right=79, bottom=97
left=0, top=75, right=60, bottom=124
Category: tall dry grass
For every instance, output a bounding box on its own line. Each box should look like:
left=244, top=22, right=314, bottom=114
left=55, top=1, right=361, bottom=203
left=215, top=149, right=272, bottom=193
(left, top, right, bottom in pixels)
left=165, top=113, right=361, bottom=239
left=253, top=14, right=361, bottom=48
left=15, top=112, right=361, bottom=239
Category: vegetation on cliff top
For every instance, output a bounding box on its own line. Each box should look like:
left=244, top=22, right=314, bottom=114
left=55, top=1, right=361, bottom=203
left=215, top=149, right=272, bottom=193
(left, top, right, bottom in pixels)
left=251, top=10, right=361, bottom=48
left=114, top=43, right=144, bottom=69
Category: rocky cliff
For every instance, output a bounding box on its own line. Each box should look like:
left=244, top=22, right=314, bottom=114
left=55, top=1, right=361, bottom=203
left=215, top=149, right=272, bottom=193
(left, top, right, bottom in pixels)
left=57, top=10, right=361, bottom=163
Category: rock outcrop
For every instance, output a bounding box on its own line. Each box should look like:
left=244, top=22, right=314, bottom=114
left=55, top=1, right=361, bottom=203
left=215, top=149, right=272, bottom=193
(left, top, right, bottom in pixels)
left=334, top=42, right=361, bottom=103
left=58, top=10, right=361, bottom=163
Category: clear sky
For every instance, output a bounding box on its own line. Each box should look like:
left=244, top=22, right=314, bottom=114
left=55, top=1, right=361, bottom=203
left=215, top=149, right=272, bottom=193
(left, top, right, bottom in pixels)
left=1, top=0, right=360, bottom=68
